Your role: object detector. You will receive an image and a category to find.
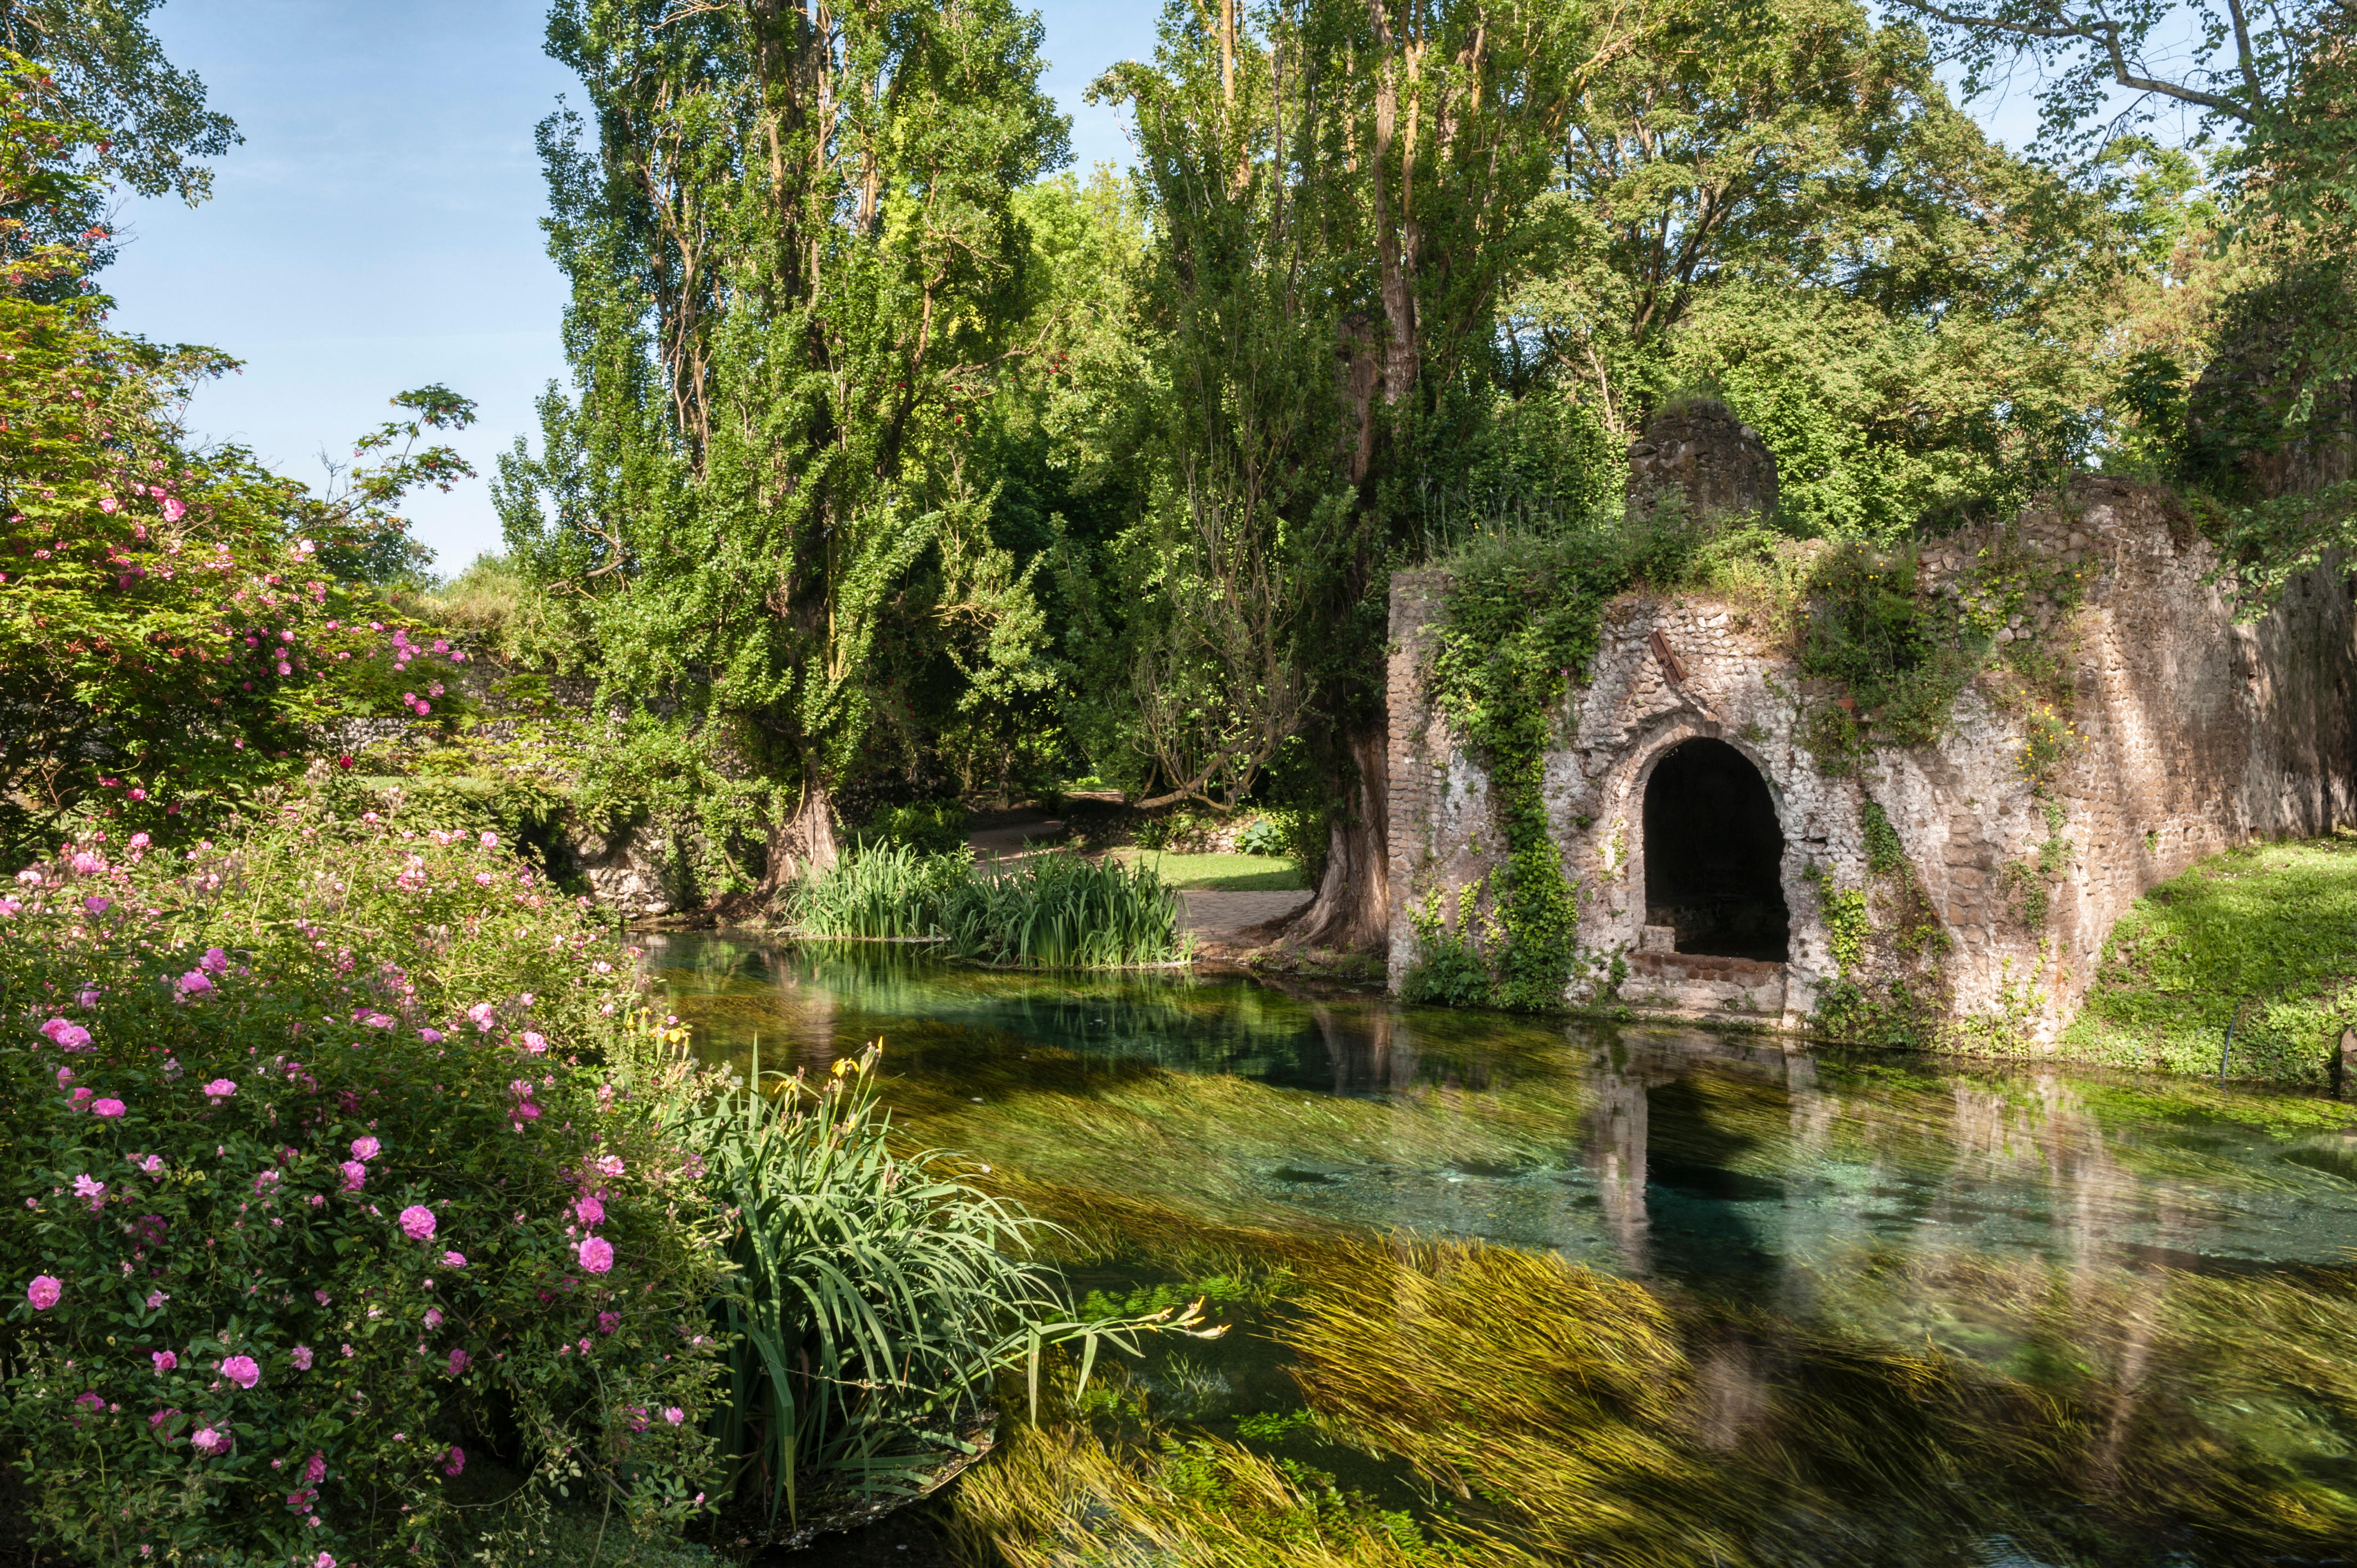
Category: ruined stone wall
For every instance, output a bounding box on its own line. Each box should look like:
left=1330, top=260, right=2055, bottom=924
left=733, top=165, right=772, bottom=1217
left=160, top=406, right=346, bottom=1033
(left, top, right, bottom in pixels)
left=1386, top=477, right=2357, bottom=1044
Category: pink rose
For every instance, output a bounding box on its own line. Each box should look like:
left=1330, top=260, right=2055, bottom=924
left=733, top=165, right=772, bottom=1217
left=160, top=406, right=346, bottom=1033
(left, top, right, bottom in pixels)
left=663, top=1406, right=684, bottom=1426
left=152, top=1350, right=177, bottom=1373
left=291, top=1345, right=313, bottom=1370
left=40, top=1017, right=94, bottom=1051
left=398, top=1205, right=436, bottom=1241
left=577, top=1236, right=614, bottom=1274
left=522, top=1031, right=547, bottom=1054
left=178, top=971, right=214, bottom=996
left=574, top=1194, right=605, bottom=1226
left=443, top=1445, right=465, bottom=1477
left=596, top=1311, right=620, bottom=1334
left=305, top=1450, right=326, bottom=1483
left=202, top=1079, right=236, bottom=1102
left=350, top=1137, right=380, bottom=1162
left=441, top=1251, right=466, bottom=1268
left=423, top=1307, right=443, bottom=1330
left=90, top=1098, right=126, bottom=1119
left=220, top=1354, right=260, bottom=1389
left=446, top=1347, right=470, bottom=1376
left=467, top=1002, right=496, bottom=1031
left=25, top=1275, right=60, bottom=1311
left=199, top=947, right=228, bottom=975
left=338, top=1160, right=366, bottom=1191
left=191, top=1426, right=230, bottom=1456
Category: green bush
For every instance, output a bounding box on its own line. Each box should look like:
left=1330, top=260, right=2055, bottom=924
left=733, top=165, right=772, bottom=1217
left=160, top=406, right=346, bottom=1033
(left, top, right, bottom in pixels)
left=1236, top=816, right=1288, bottom=857
left=856, top=802, right=967, bottom=857
left=0, top=809, right=724, bottom=1565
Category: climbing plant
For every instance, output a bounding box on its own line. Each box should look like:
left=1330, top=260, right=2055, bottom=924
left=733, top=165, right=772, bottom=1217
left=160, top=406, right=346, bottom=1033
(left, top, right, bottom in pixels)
left=1419, top=518, right=1685, bottom=1010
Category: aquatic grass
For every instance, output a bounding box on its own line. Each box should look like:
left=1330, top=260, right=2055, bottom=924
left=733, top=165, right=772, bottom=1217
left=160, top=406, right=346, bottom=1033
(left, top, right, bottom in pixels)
left=944, top=852, right=1191, bottom=969
left=687, top=1040, right=1214, bottom=1546
left=778, top=842, right=970, bottom=938
left=779, top=847, right=1189, bottom=969
left=947, top=1389, right=1529, bottom=1568
left=1279, top=1237, right=2357, bottom=1566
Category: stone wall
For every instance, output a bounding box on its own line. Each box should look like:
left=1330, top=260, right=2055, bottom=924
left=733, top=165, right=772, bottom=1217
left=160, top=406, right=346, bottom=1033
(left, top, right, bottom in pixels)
left=1386, top=477, right=2357, bottom=1045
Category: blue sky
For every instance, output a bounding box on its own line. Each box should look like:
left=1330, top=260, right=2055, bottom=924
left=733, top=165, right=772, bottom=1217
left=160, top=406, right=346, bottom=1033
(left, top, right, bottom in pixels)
left=106, top=2, right=2055, bottom=573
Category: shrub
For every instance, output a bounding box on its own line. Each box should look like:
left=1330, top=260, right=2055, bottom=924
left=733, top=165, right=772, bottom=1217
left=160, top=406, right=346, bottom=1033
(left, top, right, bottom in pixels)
left=1235, top=816, right=1288, bottom=857
left=0, top=807, right=724, bottom=1566
left=855, top=802, right=967, bottom=857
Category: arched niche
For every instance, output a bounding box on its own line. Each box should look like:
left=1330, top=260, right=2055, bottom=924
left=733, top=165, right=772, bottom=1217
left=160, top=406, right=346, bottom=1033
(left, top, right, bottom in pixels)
left=1640, top=736, right=1790, bottom=962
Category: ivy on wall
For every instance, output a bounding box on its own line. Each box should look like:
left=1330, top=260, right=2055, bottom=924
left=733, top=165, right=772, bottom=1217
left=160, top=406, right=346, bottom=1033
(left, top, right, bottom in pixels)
left=1416, top=533, right=1638, bottom=1010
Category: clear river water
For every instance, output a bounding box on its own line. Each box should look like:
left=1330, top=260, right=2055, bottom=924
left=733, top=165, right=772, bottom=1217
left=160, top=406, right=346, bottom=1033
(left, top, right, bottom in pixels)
left=645, top=932, right=2357, bottom=1567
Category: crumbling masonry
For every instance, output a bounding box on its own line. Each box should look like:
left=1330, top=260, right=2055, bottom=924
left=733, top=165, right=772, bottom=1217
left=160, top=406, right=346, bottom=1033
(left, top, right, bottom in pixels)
left=1386, top=430, right=2357, bottom=1045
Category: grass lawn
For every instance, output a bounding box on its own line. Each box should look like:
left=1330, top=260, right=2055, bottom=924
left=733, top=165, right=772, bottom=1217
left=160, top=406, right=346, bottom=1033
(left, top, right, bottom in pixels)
left=2063, top=829, right=2357, bottom=1082
left=1109, top=848, right=1309, bottom=893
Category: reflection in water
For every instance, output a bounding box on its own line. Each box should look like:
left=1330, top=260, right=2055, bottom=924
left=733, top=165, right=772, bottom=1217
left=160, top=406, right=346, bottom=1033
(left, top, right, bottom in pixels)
left=644, top=932, right=2357, bottom=1555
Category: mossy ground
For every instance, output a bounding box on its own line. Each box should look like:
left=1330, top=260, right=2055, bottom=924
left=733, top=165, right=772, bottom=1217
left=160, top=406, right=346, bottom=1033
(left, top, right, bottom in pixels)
left=2063, top=829, right=2357, bottom=1082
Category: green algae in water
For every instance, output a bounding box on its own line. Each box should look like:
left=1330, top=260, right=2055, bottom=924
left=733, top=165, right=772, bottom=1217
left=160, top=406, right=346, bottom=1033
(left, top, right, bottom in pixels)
left=644, top=933, right=2357, bottom=1564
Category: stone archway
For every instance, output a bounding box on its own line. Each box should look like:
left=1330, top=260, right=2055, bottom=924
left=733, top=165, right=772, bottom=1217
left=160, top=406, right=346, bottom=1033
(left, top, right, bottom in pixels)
left=1641, top=737, right=1790, bottom=962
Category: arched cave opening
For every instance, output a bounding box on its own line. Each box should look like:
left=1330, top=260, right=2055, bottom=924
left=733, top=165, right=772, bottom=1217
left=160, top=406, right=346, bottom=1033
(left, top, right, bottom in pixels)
left=1642, top=738, right=1790, bottom=962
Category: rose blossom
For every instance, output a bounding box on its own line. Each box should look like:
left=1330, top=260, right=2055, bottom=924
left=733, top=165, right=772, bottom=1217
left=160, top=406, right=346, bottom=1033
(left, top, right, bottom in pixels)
left=441, top=1251, right=466, bottom=1268
left=574, top=1193, right=605, bottom=1226
left=291, top=1345, right=314, bottom=1370
left=398, top=1205, right=436, bottom=1241
left=596, top=1311, right=620, bottom=1334
left=663, top=1407, right=685, bottom=1426
left=577, top=1236, right=615, bottom=1274
left=178, top=971, right=214, bottom=997
left=446, top=1347, right=471, bottom=1375
left=25, top=1276, right=60, bottom=1310
left=220, top=1355, right=260, bottom=1390
left=191, top=1426, right=230, bottom=1456
left=338, top=1160, right=365, bottom=1192
left=199, top=947, right=229, bottom=975
left=423, top=1307, right=443, bottom=1330
left=90, top=1098, right=126, bottom=1119
left=350, top=1136, right=380, bottom=1162
left=202, top=1078, right=236, bottom=1102
left=152, top=1350, right=177, bottom=1373
left=443, top=1445, right=466, bottom=1476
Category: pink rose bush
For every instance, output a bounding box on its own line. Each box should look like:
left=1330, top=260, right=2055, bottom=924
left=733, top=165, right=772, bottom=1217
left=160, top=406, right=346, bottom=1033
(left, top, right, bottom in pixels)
left=0, top=811, right=716, bottom=1562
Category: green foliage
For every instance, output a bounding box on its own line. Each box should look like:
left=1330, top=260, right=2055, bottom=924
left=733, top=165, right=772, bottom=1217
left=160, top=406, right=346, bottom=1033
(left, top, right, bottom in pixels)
left=1235, top=816, right=1286, bottom=857
left=943, top=854, right=1189, bottom=970
left=502, top=0, right=1072, bottom=873
left=785, top=849, right=1188, bottom=969
left=1421, top=520, right=1666, bottom=1011
left=1859, top=800, right=1906, bottom=878
left=0, top=60, right=478, bottom=855
left=779, top=844, right=973, bottom=942
left=2064, top=831, right=2357, bottom=1082
left=1805, top=866, right=1871, bottom=977
left=856, top=802, right=967, bottom=858
left=687, top=1041, right=1199, bottom=1540
left=1798, top=542, right=1979, bottom=760
left=0, top=808, right=723, bottom=1565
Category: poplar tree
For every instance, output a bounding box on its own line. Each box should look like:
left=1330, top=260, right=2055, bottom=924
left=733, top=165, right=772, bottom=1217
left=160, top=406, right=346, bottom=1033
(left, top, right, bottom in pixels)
left=500, top=0, right=1069, bottom=884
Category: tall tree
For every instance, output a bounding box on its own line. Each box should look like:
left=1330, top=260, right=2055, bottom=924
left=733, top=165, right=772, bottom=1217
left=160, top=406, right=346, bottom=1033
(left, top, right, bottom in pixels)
left=500, top=0, right=1070, bottom=884
left=0, top=1, right=238, bottom=274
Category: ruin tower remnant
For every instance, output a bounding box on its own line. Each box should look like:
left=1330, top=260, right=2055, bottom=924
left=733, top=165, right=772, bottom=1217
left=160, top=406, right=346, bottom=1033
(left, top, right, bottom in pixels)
left=1624, top=398, right=1779, bottom=521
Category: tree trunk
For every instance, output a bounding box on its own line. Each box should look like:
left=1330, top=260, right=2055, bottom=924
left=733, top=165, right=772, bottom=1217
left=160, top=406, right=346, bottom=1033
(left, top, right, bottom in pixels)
left=1283, top=722, right=1388, bottom=952
left=761, top=778, right=839, bottom=894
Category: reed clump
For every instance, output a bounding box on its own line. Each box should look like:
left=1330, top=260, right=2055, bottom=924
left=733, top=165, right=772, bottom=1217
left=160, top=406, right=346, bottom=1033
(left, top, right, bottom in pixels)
left=780, top=848, right=1188, bottom=969
left=688, top=1041, right=1214, bottom=1548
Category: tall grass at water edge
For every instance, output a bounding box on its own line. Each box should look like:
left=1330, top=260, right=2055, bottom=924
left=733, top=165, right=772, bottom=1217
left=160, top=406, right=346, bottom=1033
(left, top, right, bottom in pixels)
left=688, top=1040, right=1216, bottom=1547
left=781, top=845, right=1189, bottom=968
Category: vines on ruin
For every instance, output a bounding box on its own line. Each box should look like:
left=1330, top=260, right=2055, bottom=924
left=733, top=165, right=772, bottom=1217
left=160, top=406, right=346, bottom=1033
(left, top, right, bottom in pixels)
left=1417, top=535, right=1629, bottom=1011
